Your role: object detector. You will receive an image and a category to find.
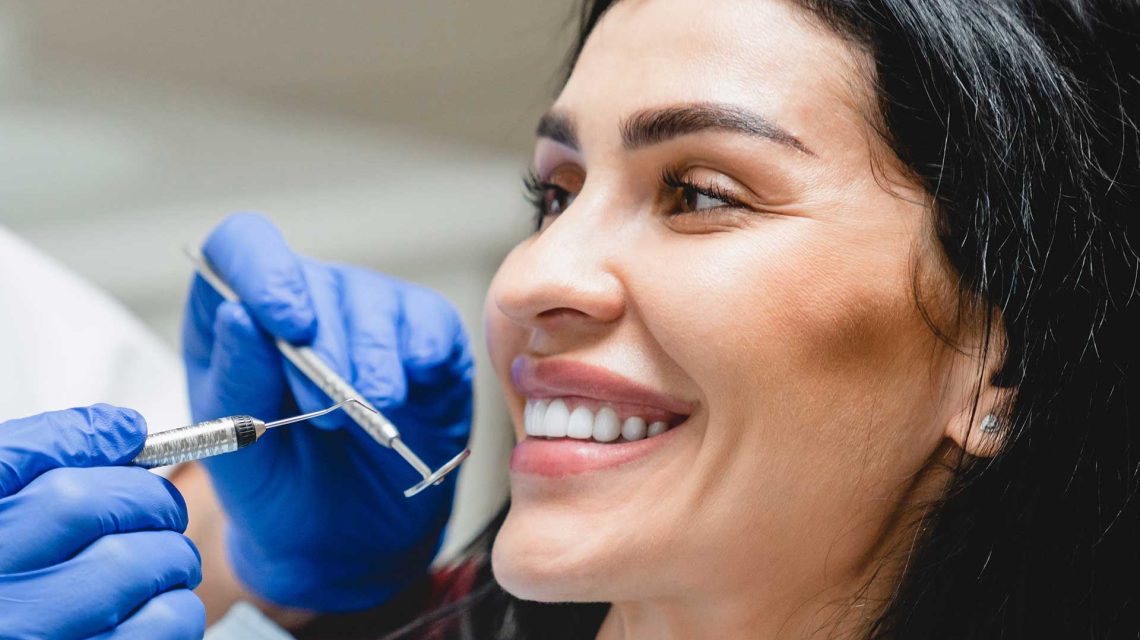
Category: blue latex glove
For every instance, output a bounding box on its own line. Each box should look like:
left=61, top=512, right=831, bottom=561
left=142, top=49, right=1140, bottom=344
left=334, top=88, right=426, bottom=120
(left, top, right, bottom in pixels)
left=183, top=213, right=473, bottom=612
left=0, top=405, right=205, bottom=640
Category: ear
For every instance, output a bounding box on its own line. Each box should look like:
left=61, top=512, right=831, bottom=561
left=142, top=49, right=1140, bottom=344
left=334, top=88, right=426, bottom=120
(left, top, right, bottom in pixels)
left=943, top=313, right=1013, bottom=458
left=945, top=386, right=1010, bottom=458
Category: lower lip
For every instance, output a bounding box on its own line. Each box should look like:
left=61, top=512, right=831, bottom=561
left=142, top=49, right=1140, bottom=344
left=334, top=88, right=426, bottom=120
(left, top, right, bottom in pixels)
left=509, top=426, right=680, bottom=477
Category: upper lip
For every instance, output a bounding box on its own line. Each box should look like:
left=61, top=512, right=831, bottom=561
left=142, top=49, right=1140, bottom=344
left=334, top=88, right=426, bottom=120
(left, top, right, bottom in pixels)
left=510, top=356, right=695, bottom=417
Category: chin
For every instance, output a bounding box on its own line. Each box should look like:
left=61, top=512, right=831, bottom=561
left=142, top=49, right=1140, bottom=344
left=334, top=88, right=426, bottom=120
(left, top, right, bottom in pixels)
left=490, top=503, right=625, bottom=603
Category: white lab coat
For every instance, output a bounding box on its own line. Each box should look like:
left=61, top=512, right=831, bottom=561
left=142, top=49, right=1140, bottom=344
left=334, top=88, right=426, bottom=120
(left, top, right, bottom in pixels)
left=0, top=227, right=188, bottom=433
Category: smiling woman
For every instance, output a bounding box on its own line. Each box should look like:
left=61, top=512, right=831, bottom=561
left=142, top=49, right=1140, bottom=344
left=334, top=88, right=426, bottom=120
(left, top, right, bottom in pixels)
left=372, top=0, right=1140, bottom=638
left=487, top=0, right=987, bottom=636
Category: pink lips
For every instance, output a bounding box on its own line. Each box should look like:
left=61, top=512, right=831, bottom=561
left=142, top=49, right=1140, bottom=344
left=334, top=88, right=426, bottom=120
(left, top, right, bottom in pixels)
left=509, top=357, right=694, bottom=477
left=510, top=357, right=694, bottom=417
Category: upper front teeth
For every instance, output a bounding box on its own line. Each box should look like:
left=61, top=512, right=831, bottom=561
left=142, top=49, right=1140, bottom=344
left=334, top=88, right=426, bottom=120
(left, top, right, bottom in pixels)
left=524, top=399, right=669, bottom=442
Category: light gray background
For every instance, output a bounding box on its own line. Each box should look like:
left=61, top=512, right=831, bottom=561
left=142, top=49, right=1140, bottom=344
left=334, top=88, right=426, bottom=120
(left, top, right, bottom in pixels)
left=0, top=0, right=577, bottom=557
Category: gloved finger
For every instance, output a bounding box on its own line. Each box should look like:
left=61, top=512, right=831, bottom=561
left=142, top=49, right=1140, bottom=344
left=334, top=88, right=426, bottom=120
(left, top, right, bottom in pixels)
left=283, top=262, right=354, bottom=430
left=181, top=273, right=226, bottom=372
left=391, top=283, right=474, bottom=439
left=206, top=301, right=287, bottom=420
left=0, top=530, right=201, bottom=639
left=340, top=267, right=408, bottom=410
left=198, top=301, right=298, bottom=511
left=397, top=284, right=473, bottom=388
left=201, top=213, right=317, bottom=344
left=84, top=589, right=205, bottom=640
left=0, top=466, right=188, bottom=574
left=394, top=373, right=474, bottom=433
left=0, top=405, right=146, bottom=499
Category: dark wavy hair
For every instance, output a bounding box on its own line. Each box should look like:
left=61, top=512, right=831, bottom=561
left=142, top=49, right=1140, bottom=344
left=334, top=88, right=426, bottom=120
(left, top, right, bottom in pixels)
left=380, top=1, right=1140, bottom=638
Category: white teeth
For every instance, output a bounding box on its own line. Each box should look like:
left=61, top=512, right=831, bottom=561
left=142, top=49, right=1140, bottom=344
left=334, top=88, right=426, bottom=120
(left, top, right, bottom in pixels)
left=524, top=399, right=676, bottom=443
left=621, top=416, right=647, bottom=441
left=543, top=399, right=570, bottom=438
left=593, top=407, right=621, bottom=442
left=567, top=406, right=595, bottom=439
left=524, top=400, right=546, bottom=436
left=534, top=401, right=547, bottom=434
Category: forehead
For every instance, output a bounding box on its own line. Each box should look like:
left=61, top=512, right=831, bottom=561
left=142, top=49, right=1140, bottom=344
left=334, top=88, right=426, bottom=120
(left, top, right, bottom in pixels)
left=557, top=0, right=872, bottom=152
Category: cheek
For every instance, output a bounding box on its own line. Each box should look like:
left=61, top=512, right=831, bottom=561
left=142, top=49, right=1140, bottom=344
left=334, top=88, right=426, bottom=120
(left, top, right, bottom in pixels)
left=769, top=248, right=920, bottom=378
left=613, top=223, right=951, bottom=584
left=642, top=229, right=902, bottom=374
left=637, top=221, right=946, bottom=477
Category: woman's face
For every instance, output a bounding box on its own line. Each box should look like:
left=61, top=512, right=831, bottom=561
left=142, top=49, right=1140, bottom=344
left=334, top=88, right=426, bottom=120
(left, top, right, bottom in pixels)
left=484, top=0, right=981, bottom=622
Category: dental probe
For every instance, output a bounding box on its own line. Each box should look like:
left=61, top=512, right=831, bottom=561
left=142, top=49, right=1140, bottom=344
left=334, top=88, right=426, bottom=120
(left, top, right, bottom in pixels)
left=132, top=399, right=366, bottom=469
left=183, top=247, right=470, bottom=497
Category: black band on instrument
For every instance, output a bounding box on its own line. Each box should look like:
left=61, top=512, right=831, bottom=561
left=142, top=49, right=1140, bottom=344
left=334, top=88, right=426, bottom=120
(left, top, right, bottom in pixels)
left=233, top=415, right=258, bottom=448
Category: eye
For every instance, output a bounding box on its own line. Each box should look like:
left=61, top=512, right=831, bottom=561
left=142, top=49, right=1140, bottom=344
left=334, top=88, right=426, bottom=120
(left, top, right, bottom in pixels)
left=544, top=184, right=577, bottom=215
left=525, top=169, right=580, bottom=229
left=678, top=185, right=731, bottom=213
left=662, top=167, right=746, bottom=215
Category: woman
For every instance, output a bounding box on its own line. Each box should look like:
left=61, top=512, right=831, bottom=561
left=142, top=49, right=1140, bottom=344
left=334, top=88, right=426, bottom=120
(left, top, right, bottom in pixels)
left=458, top=0, right=1140, bottom=636
left=203, top=0, right=1140, bottom=636
left=1, top=0, right=1137, bottom=638
left=455, top=0, right=1139, bottom=636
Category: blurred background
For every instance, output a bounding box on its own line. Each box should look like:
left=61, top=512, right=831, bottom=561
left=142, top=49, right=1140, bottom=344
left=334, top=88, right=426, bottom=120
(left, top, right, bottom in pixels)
left=0, top=0, right=576, bottom=557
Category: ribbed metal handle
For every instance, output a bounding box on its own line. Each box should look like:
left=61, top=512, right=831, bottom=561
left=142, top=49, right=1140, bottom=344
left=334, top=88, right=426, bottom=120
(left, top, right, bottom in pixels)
left=133, top=417, right=247, bottom=468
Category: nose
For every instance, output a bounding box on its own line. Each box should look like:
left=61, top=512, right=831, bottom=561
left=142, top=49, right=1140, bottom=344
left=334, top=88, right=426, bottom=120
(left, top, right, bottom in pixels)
left=493, top=196, right=625, bottom=332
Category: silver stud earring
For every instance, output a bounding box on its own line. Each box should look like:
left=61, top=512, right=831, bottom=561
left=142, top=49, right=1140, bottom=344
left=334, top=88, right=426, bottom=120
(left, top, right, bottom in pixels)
left=980, top=414, right=1001, bottom=433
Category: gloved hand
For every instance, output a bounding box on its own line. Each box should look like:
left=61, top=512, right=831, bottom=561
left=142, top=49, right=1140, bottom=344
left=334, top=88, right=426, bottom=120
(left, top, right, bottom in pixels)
left=0, top=405, right=205, bottom=640
left=183, top=213, right=473, bottom=613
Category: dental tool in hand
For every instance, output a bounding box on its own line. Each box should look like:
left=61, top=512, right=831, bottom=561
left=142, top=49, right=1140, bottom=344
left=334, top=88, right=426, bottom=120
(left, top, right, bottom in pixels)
left=171, top=247, right=471, bottom=497
left=134, top=399, right=370, bottom=469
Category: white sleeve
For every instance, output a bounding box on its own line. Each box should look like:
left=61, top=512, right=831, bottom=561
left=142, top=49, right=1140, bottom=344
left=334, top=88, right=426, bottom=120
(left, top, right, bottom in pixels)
left=204, top=603, right=296, bottom=640
left=0, top=227, right=189, bottom=432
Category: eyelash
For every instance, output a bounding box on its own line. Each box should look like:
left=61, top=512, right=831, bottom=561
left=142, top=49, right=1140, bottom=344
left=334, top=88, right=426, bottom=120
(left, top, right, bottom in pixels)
left=524, top=170, right=570, bottom=230
left=523, top=166, right=747, bottom=230
left=659, top=166, right=747, bottom=212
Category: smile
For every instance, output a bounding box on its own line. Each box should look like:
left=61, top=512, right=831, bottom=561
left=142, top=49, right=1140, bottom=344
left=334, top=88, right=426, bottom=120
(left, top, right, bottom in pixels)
left=523, top=397, right=684, bottom=442
left=510, top=357, right=695, bottom=476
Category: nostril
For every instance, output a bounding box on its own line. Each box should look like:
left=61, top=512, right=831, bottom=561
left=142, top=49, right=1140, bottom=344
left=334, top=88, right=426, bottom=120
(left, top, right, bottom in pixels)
left=537, top=307, right=590, bottom=320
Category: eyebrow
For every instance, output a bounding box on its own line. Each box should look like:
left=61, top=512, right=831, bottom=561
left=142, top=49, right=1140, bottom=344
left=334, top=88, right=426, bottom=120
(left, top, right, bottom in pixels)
left=535, top=102, right=814, bottom=156
left=535, top=111, right=580, bottom=150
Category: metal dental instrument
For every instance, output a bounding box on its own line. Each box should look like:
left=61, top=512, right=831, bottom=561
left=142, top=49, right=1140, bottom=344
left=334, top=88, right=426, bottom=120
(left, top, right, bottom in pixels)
left=133, top=399, right=369, bottom=469
left=182, top=246, right=471, bottom=497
